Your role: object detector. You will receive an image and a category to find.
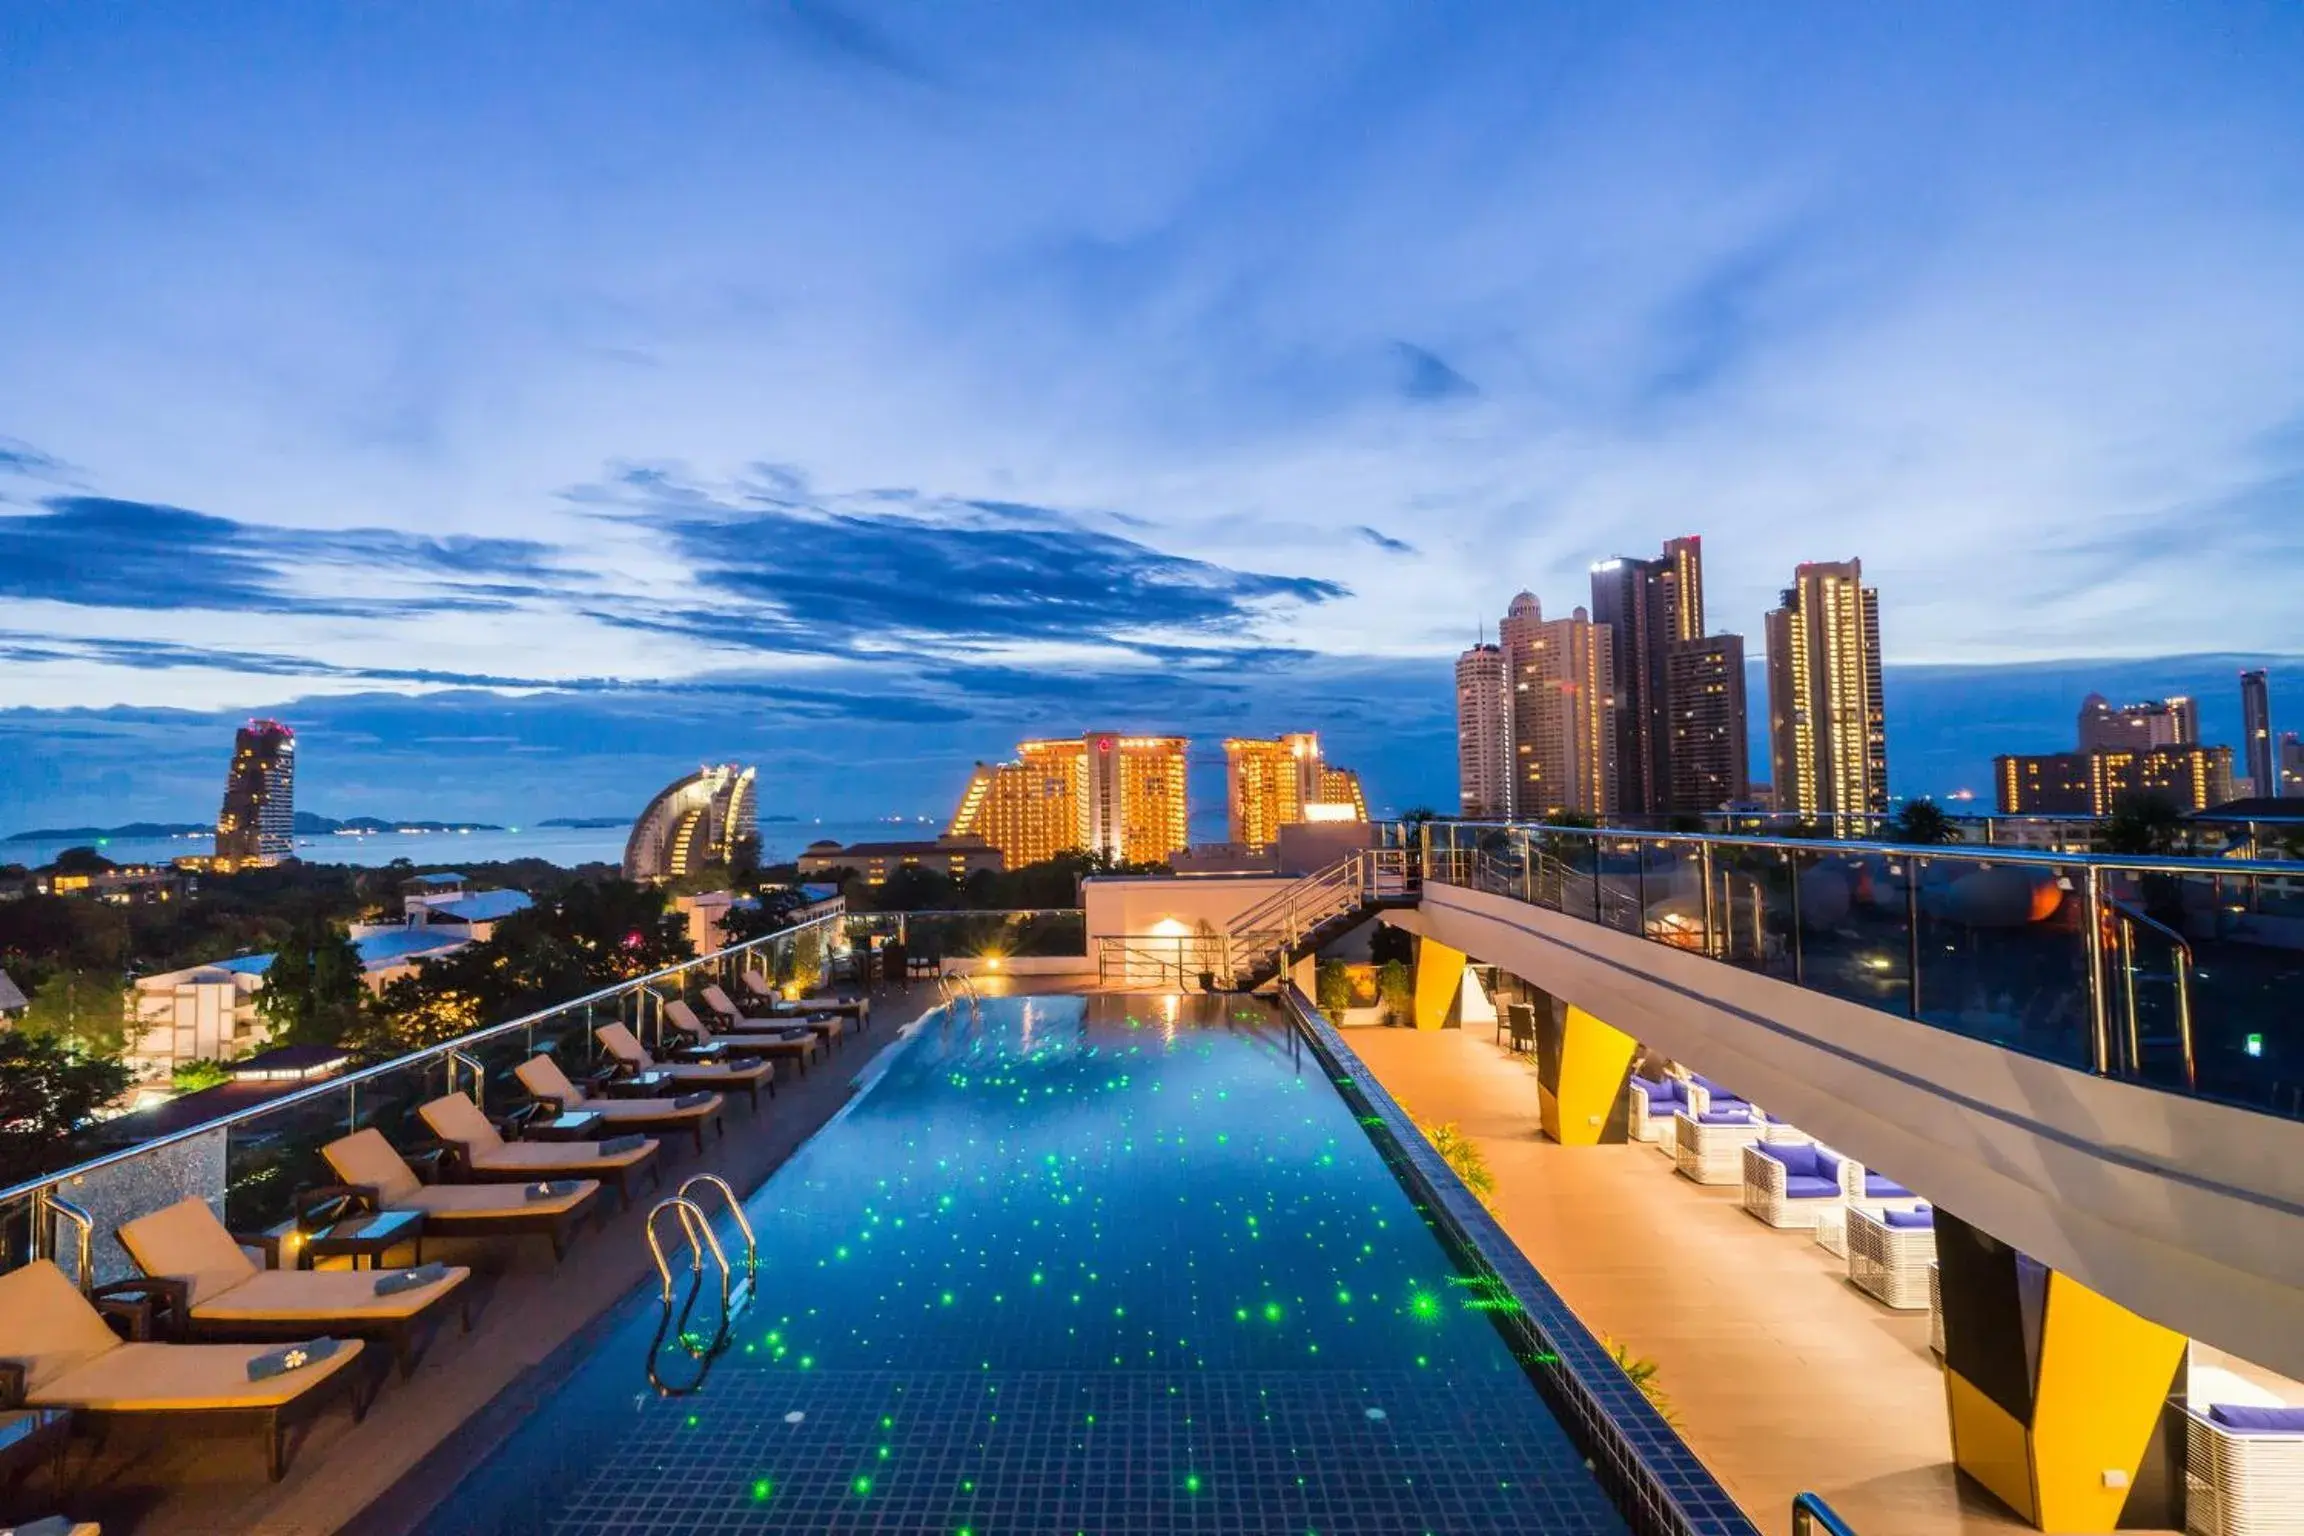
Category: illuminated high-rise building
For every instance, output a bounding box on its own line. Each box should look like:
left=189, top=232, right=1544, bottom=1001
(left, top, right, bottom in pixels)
left=1765, top=559, right=1887, bottom=823
left=623, top=763, right=758, bottom=882
left=1501, top=594, right=1616, bottom=819
left=2077, top=694, right=2197, bottom=754
left=1664, top=633, right=1749, bottom=812
left=1590, top=535, right=1705, bottom=816
left=215, top=720, right=297, bottom=867
left=950, top=733, right=1189, bottom=865
left=1223, top=733, right=1367, bottom=849
left=2241, top=670, right=2275, bottom=798
left=1454, top=642, right=1511, bottom=818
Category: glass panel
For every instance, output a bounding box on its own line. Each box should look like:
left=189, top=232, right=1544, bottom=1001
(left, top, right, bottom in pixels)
left=225, top=1084, right=354, bottom=1232
left=2131, top=867, right=2303, bottom=1115
left=349, top=1052, right=446, bottom=1151
left=1594, top=836, right=1644, bottom=936
left=1790, top=847, right=1911, bottom=1015
left=1712, top=844, right=1798, bottom=982
left=1636, top=838, right=1706, bottom=952
left=1913, top=855, right=2091, bottom=1070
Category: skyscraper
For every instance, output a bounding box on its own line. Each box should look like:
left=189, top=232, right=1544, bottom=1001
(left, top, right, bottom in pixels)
left=623, top=763, right=758, bottom=882
left=1995, top=746, right=2233, bottom=815
left=1765, top=559, right=1887, bottom=823
left=1664, top=633, right=1749, bottom=812
left=2241, top=670, right=2275, bottom=797
left=950, top=733, right=1190, bottom=865
left=1223, top=733, right=1367, bottom=849
left=2077, top=694, right=2198, bottom=754
left=1501, top=595, right=1616, bottom=819
left=1592, top=535, right=1727, bottom=816
left=1453, top=642, right=1511, bottom=818
left=215, top=719, right=296, bottom=867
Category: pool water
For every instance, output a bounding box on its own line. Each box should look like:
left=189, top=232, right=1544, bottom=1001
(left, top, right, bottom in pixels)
left=414, top=993, right=1630, bottom=1534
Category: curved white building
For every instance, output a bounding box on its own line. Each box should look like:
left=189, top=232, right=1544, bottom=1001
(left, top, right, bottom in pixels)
left=623, top=763, right=758, bottom=882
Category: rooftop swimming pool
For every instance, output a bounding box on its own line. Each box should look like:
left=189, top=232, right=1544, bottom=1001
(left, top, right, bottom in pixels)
left=407, top=993, right=1636, bottom=1534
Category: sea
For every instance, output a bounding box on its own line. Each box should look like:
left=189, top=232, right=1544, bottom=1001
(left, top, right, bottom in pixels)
left=1, top=817, right=943, bottom=873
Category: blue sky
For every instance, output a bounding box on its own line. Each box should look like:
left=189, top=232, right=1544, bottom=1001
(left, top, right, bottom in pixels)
left=4, top=2, right=2303, bottom=830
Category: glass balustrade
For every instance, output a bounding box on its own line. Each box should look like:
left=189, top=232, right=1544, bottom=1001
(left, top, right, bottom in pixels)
left=1416, top=820, right=2304, bottom=1122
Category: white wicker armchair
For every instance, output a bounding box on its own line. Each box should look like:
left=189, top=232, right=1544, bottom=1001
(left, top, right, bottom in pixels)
left=1846, top=1205, right=1936, bottom=1309
left=1673, top=1108, right=1765, bottom=1185
left=2184, top=1406, right=2304, bottom=1536
left=1927, top=1262, right=1944, bottom=1355
left=1739, top=1140, right=1841, bottom=1228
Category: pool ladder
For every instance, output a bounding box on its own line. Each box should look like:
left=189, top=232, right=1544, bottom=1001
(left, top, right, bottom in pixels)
left=642, top=1176, right=758, bottom=1396
left=1791, top=1492, right=1858, bottom=1535
left=938, top=971, right=982, bottom=1021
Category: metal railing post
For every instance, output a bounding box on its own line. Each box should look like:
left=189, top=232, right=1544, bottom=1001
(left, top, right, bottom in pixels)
left=1699, top=841, right=1717, bottom=958
left=1907, top=857, right=1923, bottom=1020
left=2082, top=866, right=2110, bottom=1076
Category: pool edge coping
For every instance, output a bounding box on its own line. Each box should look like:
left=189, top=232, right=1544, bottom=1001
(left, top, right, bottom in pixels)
left=1280, top=985, right=1765, bottom=1536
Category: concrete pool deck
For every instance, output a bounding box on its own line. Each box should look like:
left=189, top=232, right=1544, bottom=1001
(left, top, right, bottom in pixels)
left=1339, top=1021, right=2042, bottom=1536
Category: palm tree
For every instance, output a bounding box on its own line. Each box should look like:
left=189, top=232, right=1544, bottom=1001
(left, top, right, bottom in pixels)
left=1885, top=798, right=1959, bottom=845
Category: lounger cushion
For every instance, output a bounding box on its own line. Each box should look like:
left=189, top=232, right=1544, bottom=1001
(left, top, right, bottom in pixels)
left=468, top=1140, right=656, bottom=1172
left=1783, top=1176, right=1840, bottom=1199
left=30, top=1337, right=366, bottom=1412
left=118, top=1197, right=261, bottom=1304
left=1865, top=1175, right=1914, bottom=1199
left=0, top=1261, right=132, bottom=1391
left=189, top=1265, right=468, bottom=1323
left=1882, top=1208, right=1935, bottom=1229
left=324, top=1129, right=424, bottom=1205
left=401, top=1182, right=596, bottom=1217
left=514, top=1055, right=585, bottom=1106
left=420, top=1092, right=506, bottom=1154
left=579, top=1096, right=719, bottom=1121
left=2206, top=1404, right=2304, bottom=1431
left=1759, top=1142, right=1820, bottom=1177
left=596, top=1022, right=655, bottom=1068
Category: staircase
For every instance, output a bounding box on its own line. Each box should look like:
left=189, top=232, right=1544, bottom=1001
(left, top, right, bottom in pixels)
left=1217, top=848, right=1413, bottom=992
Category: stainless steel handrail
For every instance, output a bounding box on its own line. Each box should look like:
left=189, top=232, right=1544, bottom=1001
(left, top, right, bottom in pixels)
left=1791, top=1491, right=1858, bottom=1535
left=645, top=1195, right=731, bottom=1312
left=676, top=1174, right=757, bottom=1278
left=37, top=1194, right=94, bottom=1294
left=445, top=1048, right=484, bottom=1108
left=1413, top=817, right=2304, bottom=880
left=0, top=910, right=844, bottom=1211
left=2109, top=898, right=2198, bottom=1091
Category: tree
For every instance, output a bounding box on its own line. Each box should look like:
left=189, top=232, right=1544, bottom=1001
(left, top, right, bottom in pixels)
left=728, top=833, right=762, bottom=889
left=256, top=915, right=366, bottom=1046
left=2101, top=791, right=2187, bottom=857
left=1884, top=798, right=1959, bottom=845
left=0, top=1032, right=132, bottom=1184
left=1376, top=959, right=1413, bottom=1026
left=18, top=967, right=129, bottom=1058
left=50, top=846, right=115, bottom=876
left=1315, top=959, right=1353, bottom=1022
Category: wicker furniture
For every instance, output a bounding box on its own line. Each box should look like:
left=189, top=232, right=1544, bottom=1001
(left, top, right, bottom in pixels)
left=1740, top=1141, right=1841, bottom=1228
left=1815, top=1203, right=1850, bottom=1257
left=513, top=1054, right=724, bottom=1155
left=1928, top=1263, right=1945, bottom=1355
left=2183, top=1404, right=2304, bottom=1536
left=417, top=1092, right=661, bottom=1209
left=1673, top=1109, right=1767, bottom=1185
left=320, top=1130, right=601, bottom=1260
left=1846, top=1205, right=1936, bottom=1309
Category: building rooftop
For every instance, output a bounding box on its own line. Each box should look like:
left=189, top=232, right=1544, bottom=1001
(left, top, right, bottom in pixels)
left=403, top=871, right=467, bottom=888
left=212, top=926, right=467, bottom=978
left=426, top=888, right=534, bottom=923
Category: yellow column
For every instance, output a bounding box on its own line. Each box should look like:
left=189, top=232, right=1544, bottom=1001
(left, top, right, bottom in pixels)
left=1411, top=937, right=1465, bottom=1030
left=1534, top=1005, right=1638, bottom=1145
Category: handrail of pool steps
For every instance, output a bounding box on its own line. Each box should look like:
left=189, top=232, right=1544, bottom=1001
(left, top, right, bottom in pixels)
left=1790, top=1491, right=1859, bottom=1536
left=0, top=910, right=846, bottom=1219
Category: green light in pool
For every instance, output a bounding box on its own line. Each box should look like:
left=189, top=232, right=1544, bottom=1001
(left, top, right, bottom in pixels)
left=751, top=1479, right=772, bottom=1500
left=1409, top=1290, right=1441, bottom=1321
left=1262, top=1301, right=1284, bottom=1323
left=1185, top=1474, right=1203, bottom=1494
left=853, top=1476, right=873, bottom=1496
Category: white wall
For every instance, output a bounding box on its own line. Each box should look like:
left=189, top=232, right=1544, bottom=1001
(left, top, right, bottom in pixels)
left=1404, top=882, right=2304, bottom=1382
left=941, top=955, right=1096, bottom=978
left=1082, top=875, right=1299, bottom=942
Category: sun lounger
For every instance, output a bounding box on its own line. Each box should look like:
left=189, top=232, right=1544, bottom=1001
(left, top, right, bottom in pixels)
left=320, top=1129, right=600, bottom=1259
left=665, top=1000, right=818, bottom=1074
left=512, top=1055, right=724, bottom=1154
left=0, top=1259, right=371, bottom=1481
left=595, top=1021, right=772, bottom=1108
left=417, top=1092, right=661, bottom=1209
left=739, top=971, right=869, bottom=1025
left=117, top=1198, right=471, bottom=1380
left=702, top=984, right=846, bottom=1049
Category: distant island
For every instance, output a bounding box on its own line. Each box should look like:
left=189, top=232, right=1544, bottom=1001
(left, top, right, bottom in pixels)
left=537, top=816, right=630, bottom=829
left=7, top=812, right=505, bottom=843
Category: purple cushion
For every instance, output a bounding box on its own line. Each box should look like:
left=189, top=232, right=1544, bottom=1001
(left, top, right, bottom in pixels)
left=1664, top=1079, right=1693, bottom=1105
left=1759, top=1142, right=1819, bottom=1178
left=1866, top=1175, right=1913, bottom=1199
left=1696, top=1111, right=1754, bottom=1126
left=1632, top=1076, right=1672, bottom=1106
left=2207, top=1404, right=2304, bottom=1432
left=1783, top=1175, right=1839, bottom=1199
left=1692, top=1074, right=1733, bottom=1097
left=1812, top=1148, right=1845, bottom=1183
left=1881, top=1208, right=1934, bottom=1229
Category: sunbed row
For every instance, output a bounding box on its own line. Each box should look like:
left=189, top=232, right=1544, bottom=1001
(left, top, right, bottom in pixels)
left=0, top=988, right=870, bottom=1494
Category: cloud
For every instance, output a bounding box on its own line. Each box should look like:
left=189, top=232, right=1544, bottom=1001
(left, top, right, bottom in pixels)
left=1354, top=525, right=1419, bottom=556
left=0, top=437, right=74, bottom=482
left=0, top=497, right=565, bottom=617
left=589, top=471, right=1348, bottom=660
left=1392, top=343, right=1479, bottom=403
